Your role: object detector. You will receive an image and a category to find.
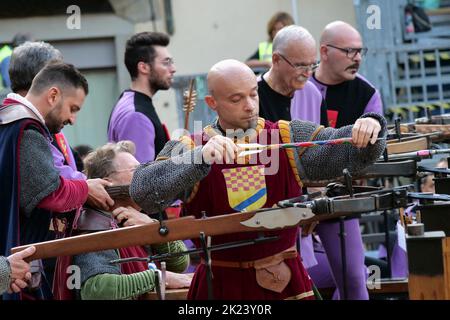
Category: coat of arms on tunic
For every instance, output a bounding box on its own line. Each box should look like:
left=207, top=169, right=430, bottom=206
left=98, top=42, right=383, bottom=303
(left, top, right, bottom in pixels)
left=222, top=165, right=267, bottom=212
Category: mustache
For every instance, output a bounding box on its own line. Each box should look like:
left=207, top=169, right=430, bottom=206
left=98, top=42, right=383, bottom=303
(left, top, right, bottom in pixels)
left=346, top=63, right=360, bottom=70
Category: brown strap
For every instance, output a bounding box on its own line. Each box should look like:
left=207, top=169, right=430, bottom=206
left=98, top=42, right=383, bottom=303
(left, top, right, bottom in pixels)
left=202, top=247, right=297, bottom=269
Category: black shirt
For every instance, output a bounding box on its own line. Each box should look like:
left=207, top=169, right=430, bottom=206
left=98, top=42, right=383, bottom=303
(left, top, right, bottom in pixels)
left=258, top=74, right=329, bottom=126
left=257, top=75, right=292, bottom=122
left=312, top=73, right=376, bottom=128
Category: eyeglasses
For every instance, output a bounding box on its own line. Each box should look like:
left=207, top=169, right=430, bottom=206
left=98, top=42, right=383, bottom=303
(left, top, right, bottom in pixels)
left=326, top=44, right=368, bottom=59
left=108, top=166, right=138, bottom=176
left=160, top=57, right=175, bottom=67
left=277, top=53, right=319, bottom=73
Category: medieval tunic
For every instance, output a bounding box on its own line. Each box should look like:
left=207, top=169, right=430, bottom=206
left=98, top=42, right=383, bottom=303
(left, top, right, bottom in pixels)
left=130, top=115, right=387, bottom=300
left=0, top=94, right=88, bottom=299
left=185, top=119, right=312, bottom=300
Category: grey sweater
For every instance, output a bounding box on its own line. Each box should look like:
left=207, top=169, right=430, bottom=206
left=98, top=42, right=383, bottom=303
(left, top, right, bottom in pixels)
left=131, top=113, right=387, bottom=214
left=0, top=256, right=11, bottom=295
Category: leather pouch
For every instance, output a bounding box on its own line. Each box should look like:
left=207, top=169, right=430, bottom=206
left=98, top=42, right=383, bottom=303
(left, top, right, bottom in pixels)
left=255, top=261, right=291, bottom=293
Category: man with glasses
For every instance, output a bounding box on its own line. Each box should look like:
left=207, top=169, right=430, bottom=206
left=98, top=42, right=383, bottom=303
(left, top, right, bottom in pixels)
left=311, top=21, right=382, bottom=128
left=257, top=25, right=327, bottom=125
left=303, top=21, right=383, bottom=300
left=108, top=32, right=176, bottom=164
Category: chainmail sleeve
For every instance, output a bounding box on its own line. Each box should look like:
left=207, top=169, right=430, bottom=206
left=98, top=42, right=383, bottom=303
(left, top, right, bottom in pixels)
left=289, top=112, right=387, bottom=183
left=0, top=256, right=11, bottom=295
left=20, top=129, right=60, bottom=215
left=130, top=140, right=211, bottom=214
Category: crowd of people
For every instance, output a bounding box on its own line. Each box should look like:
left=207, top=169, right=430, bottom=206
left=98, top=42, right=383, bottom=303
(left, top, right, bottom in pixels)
left=1, top=11, right=413, bottom=301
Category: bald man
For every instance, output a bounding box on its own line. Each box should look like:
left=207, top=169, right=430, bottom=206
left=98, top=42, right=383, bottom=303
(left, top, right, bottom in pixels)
left=130, top=59, right=387, bottom=300
left=312, top=21, right=382, bottom=128
left=258, top=25, right=327, bottom=125
left=302, top=21, right=383, bottom=300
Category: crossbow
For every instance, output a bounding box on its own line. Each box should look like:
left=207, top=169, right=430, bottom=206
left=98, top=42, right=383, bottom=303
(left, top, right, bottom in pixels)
left=13, top=183, right=426, bottom=262
left=394, top=111, right=450, bottom=143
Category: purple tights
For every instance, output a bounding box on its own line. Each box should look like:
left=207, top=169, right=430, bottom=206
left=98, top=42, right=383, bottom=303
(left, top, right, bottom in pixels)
left=309, top=219, right=369, bottom=300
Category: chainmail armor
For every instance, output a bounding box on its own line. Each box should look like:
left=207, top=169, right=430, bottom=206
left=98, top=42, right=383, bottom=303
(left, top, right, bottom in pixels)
left=131, top=113, right=386, bottom=214
left=20, top=129, right=60, bottom=215
left=290, top=112, right=387, bottom=183
left=0, top=256, right=11, bottom=295
left=130, top=141, right=210, bottom=214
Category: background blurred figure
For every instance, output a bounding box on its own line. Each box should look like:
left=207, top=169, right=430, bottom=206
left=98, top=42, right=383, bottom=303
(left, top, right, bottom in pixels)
left=0, top=32, right=34, bottom=100
left=421, top=158, right=448, bottom=192
left=73, top=144, right=94, bottom=172
left=1, top=32, right=34, bottom=88
left=245, top=12, right=294, bottom=72
left=108, top=32, right=175, bottom=164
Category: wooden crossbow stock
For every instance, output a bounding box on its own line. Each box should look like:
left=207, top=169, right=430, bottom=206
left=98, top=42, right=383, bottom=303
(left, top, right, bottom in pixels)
left=12, top=185, right=412, bottom=262
left=391, top=112, right=450, bottom=143
left=12, top=121, right=450, bottom=262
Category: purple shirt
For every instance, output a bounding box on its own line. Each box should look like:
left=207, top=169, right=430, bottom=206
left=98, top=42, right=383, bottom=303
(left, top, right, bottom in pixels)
left=290, top=81, right=324, bottom=124
left=50, top=131, right=86, bottom=180
left=108, top=91, right=156, bottom=163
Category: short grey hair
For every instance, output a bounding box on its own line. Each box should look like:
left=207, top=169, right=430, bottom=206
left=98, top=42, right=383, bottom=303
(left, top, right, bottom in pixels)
left=9, top=41, right=63, bottom=93
left=272, top=25, right=315, bottom=54
left=83, top=141, right=136, bottom=179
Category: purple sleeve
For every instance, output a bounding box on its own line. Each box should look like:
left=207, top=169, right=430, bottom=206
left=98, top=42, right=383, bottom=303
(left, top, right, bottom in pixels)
left=300, top=235, right=318, bottom=268
left=363, top=90, right=383, bottom=115
left=114, top=112, right=156, bottom=163
left=291, top=82, right=323, bottom=125
left=50, top=143, right=86, bottom=180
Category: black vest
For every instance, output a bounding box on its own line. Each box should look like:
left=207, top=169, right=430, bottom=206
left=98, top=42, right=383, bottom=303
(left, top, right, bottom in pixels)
left=314, top=75, right=376, bottom=128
